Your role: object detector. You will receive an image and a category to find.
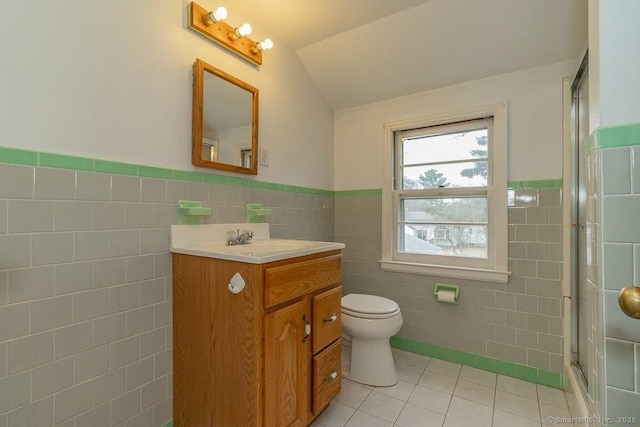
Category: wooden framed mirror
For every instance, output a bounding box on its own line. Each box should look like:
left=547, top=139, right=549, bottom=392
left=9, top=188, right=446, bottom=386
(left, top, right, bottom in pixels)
left=192, top=58, right=259, bottom=174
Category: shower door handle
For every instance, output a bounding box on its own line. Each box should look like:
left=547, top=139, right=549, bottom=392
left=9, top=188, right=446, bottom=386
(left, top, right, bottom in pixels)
left=618, top=286, right=640, bottom=319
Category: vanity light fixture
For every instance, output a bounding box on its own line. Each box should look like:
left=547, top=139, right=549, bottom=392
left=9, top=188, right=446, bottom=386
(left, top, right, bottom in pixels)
left=187, top=2, right=272, bottom=66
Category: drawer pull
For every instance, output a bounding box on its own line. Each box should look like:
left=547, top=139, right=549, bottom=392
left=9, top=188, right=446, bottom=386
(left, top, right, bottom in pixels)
left=323, top=314, right=338, bottom=323
left=323, top=370, right=338, bottom=382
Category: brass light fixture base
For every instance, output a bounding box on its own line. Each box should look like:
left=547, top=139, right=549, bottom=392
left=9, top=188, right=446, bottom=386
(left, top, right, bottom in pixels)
left=188, top=2, right=263, bottom=66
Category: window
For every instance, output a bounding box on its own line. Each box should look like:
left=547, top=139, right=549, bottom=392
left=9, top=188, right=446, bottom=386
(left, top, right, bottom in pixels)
left=381, top=104, right=509, bottom=283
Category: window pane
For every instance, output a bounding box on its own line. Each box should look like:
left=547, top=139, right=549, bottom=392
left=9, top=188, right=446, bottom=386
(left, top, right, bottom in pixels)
left=399, top=224, right=487, bottom=258
left=402, top=198, right=487, bottom=223
left=402, top=128, right=487, bottom=165
left=402, top=161, right=487, bottom=189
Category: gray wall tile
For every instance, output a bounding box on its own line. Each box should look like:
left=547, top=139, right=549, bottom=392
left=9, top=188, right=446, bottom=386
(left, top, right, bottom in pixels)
left=31, top=358, right=73, bottom=400
left=7, top=331, right=54, bottom=374
left=94, top=258, right=126, bottom=288
left=110, top=230, right=140, bottom=258
left=32, top=232, right=74, bottom=265
left=141, top=179, right=166, bottom=203
left=603, top=243, right=634, bottom=290
left=34, top=168, right=76, bottom=200
left=125, top=256, right=154, bottom=283
left=0, top=372, right=30, bottom=412
left=93, top=313, right=126, bottom=347
left=93, top=368, right=125, bottom=406
left=94, top=202, right=126, bottom=230
left=76, top=172, right=110, bottom=201
left=0, top=164, right=34, bottom=199
left=0, top=234, right=31, bottom=270
left=125, top=357, right=154, bottom=391
left=30, top=295, right=72, bottom=333
left=125, top=306, right=154, bottom=337
left=7, top=396, right=53, bottom=427
left=75, top=231, right=110, bottom=261
left=54, top=321, right=93, bottom=359
left=605, top=338, right=634, bottom=390
left=53, top=381, right=93, bottom=424
left=602, top=148, right=631, bottom=195
left=0, top=304, right=29, bottom=342
left=73, top=346, right=109, bottom=384
left=73, top=289, right=108, bottom=322
left=8, top=266, right=54, bottom=303
left=110, top=389, right=141, bottom=425
left=74, top=403, right=109, bottom=427
left=8, top=200, right=54, bottom=233
left=141, top=377, right=166, bottom=410
left=55, top=201, right=93, bottom=231
left=109, top=336, right=140, bottom=370
left=108, top=283, right=139, bottom=314
left=112, top=175, right=141, bottom=202
left=55, top=262, right=93, bottom=295
left=126, top=203, right=154, bottom=229
left=140, top=328, right=166, bottom=359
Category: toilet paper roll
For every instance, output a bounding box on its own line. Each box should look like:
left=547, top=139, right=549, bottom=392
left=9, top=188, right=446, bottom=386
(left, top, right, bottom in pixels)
left=436, top=290, right=456, bottom=303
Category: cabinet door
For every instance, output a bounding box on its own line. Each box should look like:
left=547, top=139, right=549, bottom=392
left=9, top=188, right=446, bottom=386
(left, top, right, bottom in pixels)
left=264, top=300, right=309, bottom=427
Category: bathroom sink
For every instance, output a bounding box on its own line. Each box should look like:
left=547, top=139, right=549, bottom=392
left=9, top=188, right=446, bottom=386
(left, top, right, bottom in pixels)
left=170, top=223, right=345, bottom=263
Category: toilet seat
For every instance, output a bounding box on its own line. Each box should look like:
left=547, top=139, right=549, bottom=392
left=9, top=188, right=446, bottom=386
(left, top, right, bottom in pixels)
left=341, top=294, right=400, bottom=319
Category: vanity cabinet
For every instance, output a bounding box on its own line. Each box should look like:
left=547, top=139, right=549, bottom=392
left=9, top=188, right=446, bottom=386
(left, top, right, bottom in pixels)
left=173, top=250, right=342, bottom=427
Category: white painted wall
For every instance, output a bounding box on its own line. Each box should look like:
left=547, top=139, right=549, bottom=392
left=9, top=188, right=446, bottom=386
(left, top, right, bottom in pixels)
left=598, top=0, right=640, bottom=127
left=0, top=0, right=334, bottom=190
left=334, top=60, right=577, bottom=191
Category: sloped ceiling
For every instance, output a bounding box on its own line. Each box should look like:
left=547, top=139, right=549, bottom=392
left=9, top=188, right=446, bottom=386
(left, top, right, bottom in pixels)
left=231, top=0, right=587, bottom=111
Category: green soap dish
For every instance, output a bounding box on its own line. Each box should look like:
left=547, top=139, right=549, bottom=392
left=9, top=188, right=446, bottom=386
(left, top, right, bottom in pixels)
left=247, top=203, right=272, bottom=223
left=178, top=200, right=212, bottom=225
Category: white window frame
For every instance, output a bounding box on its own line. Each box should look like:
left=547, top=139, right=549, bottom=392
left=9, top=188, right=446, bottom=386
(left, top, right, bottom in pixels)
left=381, top=103, right=510, bottom=283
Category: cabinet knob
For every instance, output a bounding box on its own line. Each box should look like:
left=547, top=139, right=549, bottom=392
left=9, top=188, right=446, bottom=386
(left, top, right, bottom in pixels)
left=323, top=314, right=338, bottom=323
left=323, top=370, right=338, bottom=382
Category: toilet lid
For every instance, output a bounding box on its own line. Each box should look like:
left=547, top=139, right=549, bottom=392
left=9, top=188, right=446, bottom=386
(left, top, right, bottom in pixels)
left=341, top=294, right=399, bottom=316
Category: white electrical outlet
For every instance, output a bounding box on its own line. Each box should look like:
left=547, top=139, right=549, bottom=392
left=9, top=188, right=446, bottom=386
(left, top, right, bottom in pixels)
left=260, top=148, right=269, bottom=166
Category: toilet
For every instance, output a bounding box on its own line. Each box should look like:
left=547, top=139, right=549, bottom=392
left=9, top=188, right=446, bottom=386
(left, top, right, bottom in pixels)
left=341, top=293, right=403, bottom=386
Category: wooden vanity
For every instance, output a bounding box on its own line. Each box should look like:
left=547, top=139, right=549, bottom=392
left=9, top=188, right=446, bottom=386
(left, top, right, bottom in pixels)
left=172, top=248, right=343, bottom=426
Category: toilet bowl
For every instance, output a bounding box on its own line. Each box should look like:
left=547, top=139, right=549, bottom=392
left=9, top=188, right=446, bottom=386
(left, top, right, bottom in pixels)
left=341, top=293, right=403, bottom=386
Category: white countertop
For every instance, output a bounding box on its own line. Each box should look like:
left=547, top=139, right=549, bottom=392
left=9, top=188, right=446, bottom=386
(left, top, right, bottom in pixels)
left=170, top=223, right=345, bottom=264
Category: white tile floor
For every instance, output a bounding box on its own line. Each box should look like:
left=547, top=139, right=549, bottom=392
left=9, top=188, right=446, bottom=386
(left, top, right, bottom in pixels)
left=312, top=349, right=573, bottom=427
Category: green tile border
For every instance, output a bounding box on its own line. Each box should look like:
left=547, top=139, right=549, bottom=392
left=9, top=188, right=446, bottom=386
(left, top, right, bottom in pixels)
left=0, top=145, right=571, bottom=197
left=390, top=336, right=564, bottom=389
left=335, top=181, right=564, bottom=195
left=585, top=122, right=640, bottom=157
left=507, top=179, right=563, bottom=189
left=335, top=188, right=383, bottom=196
left=163, top=421, right=173, bottom=427
left=0, top=145, right=333, bottom=196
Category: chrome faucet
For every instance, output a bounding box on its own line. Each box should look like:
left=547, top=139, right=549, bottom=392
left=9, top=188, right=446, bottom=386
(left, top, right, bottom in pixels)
left=226, top=229, right=254, bottom=246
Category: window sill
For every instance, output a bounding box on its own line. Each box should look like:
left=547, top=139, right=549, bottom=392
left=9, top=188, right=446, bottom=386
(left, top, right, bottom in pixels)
left=379, top=260, right=511, bottom=284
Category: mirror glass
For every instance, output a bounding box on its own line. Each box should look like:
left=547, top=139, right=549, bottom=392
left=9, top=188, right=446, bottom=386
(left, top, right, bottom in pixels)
left=192, top=58, right=259, bottom=174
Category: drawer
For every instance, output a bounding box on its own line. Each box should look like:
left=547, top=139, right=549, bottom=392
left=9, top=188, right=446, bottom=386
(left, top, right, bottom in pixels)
left=312, top=287, right=342, bottom=354
left=312, top=339, right=342, bottom=415
left=264, top=254, right=341, bottom=308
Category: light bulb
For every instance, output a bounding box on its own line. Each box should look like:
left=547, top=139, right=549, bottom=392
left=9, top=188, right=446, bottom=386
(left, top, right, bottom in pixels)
left=204, top=6, right=227, bottom=25
left=260, top=38, right=273, bottom=50
left=237, top=23, right=252, bottom=37
left=211, top=6, right=227, bottom=21
left=230, top=23, right=252, bottom=40
left=254, top=38, right=274, bottom=53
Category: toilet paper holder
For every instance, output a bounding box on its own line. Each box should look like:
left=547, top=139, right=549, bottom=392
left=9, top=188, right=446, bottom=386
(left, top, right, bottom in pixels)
left=434, top=283, right=460, bottom=304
